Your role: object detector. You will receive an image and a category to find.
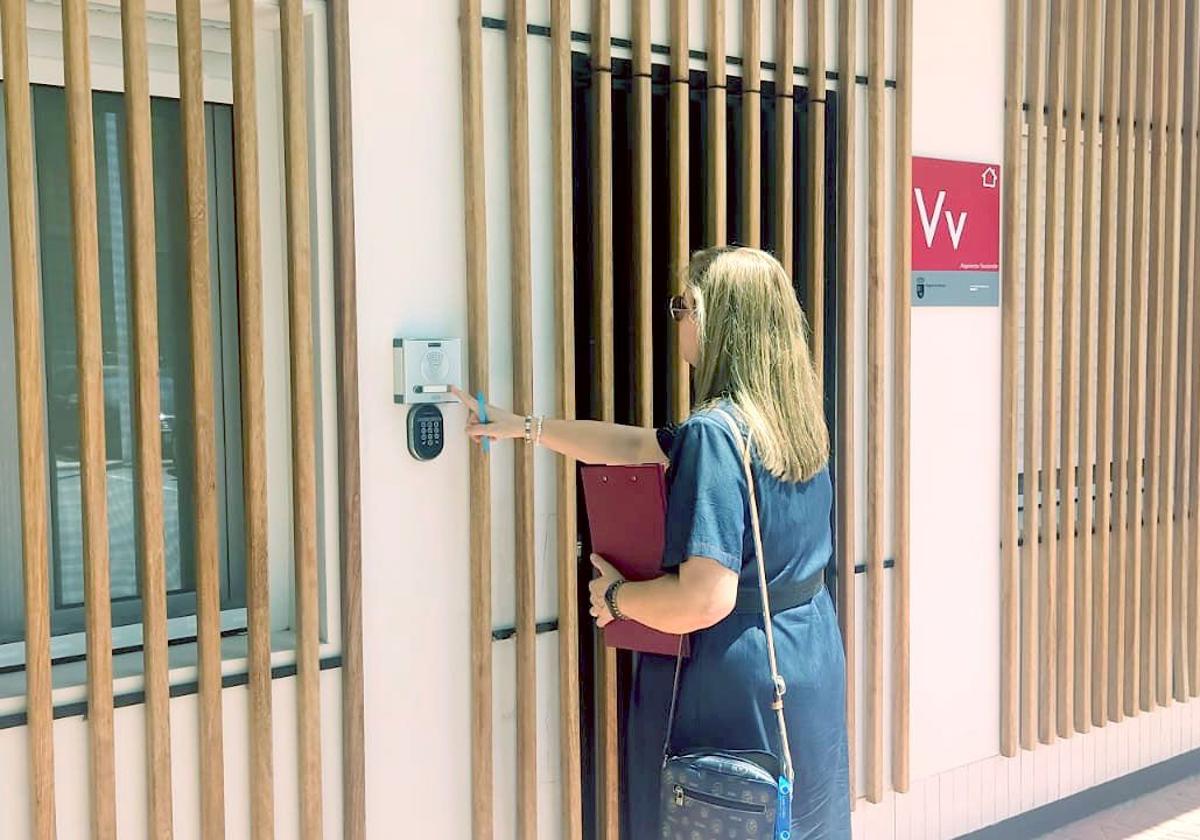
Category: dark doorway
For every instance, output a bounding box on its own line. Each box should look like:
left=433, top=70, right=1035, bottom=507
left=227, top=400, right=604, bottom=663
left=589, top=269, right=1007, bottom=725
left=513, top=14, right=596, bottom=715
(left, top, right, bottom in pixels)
left=570, top=52, right=841, bottom=837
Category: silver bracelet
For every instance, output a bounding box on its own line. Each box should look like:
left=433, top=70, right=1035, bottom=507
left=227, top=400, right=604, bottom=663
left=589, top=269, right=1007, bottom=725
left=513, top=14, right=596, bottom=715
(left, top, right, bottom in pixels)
left=535, top=415, right=545, bottom=446
left=523, top=415, right=534, bottom=443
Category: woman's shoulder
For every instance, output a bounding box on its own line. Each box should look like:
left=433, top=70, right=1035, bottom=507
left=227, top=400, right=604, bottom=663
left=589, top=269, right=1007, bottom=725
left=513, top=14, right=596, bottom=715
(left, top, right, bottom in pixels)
left=686, top=400, right=742, bottom=431
left=678, top=404, right=744, bottom=447
left=656, top=402, right=739, bottom=454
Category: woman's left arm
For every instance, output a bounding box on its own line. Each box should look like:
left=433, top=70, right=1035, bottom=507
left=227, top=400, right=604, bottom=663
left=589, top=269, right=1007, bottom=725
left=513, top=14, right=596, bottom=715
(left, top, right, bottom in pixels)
left=588, top=554, right=737, bottom=635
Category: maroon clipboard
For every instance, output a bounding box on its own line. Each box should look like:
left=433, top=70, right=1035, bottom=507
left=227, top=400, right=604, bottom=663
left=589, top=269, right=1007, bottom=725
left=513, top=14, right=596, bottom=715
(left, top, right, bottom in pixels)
left=580, top=464, right=689, bottom=657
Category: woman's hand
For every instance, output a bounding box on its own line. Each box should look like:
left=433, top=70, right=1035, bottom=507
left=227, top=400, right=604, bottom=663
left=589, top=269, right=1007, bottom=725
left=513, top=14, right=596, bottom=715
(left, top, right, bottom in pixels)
left=588, top=554, right=625, bottom=628
left=451, top=386, right=523, bottom=445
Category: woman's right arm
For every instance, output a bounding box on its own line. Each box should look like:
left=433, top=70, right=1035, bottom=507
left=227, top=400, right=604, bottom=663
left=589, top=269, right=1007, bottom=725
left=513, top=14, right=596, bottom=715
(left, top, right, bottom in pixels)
left=451, top=387, right=667, bottom=466
left=536, top=418, right=666, bottom=465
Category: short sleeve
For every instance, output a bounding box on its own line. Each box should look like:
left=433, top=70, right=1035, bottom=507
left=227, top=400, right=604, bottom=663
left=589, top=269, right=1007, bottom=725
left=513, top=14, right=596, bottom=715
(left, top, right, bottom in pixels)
left=662, top=417, right=747, bottom=573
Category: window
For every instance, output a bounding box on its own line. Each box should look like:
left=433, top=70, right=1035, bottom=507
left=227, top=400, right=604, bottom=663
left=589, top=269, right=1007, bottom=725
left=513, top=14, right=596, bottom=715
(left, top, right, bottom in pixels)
left=0, top=84, right=246, bottom=666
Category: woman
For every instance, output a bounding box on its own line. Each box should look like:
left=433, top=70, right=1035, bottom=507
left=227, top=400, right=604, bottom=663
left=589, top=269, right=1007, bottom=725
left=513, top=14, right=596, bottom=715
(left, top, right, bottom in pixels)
left=456, top=246, right=851, bottom=838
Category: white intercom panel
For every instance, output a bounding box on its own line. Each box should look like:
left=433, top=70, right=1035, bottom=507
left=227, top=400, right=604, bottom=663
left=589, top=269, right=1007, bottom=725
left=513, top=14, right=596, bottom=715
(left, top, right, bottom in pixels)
left=392, top=338, right=461, bottom=405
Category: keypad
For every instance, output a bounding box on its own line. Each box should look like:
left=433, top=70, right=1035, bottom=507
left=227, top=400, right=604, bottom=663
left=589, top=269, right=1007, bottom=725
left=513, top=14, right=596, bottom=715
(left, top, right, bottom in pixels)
left=407, top=405, right=445, bottom=461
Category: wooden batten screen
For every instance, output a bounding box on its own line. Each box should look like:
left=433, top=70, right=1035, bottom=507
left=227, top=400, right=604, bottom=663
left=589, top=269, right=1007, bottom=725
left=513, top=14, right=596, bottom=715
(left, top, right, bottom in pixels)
left=460, top=1, right=913, bottom=832
left=1002, top=0, right=1200, bottom=754
left=3, top=2, right=366, bottom=838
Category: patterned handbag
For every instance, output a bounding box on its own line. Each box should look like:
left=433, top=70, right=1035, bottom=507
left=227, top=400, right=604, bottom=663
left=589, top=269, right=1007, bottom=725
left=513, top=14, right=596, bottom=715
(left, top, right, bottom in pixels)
left=658, top=409, right=795, bottom=840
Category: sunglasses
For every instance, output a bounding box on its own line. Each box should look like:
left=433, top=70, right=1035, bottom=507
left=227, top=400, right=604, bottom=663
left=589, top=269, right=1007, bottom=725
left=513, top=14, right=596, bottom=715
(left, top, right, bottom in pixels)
left=668, top=294, right=694, bottom=323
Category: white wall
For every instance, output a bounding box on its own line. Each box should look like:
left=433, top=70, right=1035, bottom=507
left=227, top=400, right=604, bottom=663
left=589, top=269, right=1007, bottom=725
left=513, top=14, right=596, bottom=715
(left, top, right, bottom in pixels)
left=908, top=0, right=1005, bottom=782
left=349, top=1, right=476, bottom=837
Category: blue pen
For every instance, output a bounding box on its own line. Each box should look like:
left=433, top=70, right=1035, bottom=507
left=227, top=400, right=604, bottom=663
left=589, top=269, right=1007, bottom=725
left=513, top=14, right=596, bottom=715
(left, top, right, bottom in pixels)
left=476, top=391, right=490, bottom=454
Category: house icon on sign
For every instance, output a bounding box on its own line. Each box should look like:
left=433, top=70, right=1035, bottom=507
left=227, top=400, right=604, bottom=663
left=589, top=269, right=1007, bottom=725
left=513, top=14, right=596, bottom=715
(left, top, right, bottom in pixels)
left=982, top=167, right=999, bottom=189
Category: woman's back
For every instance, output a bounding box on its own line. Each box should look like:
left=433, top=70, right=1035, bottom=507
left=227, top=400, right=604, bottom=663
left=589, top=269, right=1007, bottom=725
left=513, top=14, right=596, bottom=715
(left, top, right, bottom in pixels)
left=660, top=405, right=833, bottom=593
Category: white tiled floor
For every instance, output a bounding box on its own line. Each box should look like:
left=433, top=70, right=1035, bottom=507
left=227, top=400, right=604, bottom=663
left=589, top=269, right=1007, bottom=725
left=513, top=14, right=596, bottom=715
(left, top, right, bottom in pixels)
left=1037, top=775, right=1200, bottom=839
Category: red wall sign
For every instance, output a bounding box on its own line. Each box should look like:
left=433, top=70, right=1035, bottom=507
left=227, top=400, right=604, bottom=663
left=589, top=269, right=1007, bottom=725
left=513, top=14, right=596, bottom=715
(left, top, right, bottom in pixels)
left=911, top=156, right=1001, bottom=306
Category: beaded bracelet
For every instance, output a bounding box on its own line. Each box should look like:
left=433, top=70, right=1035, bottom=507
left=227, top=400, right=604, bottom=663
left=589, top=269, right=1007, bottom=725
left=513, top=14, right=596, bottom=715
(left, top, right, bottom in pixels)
left=604, top=579, right=628, bottom=621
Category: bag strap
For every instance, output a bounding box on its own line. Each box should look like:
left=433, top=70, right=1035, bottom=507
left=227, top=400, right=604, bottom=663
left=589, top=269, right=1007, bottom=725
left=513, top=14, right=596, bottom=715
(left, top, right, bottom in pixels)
left=662, top=409, right=795, bottom=784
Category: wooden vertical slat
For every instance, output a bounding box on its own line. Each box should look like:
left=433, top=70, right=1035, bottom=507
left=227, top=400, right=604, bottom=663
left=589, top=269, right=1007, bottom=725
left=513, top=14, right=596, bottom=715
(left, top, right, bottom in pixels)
left=807, top=0, right=826, bottom=382
left=1113, top=0, right=1139, bottom=719
left=1128, top=0, right=1156, bottom=716
left=505, top=5, right=537, bottom=839
left=776, top=0, right=794, bottom=274
left=1041, top=0, right=1066, bottom=744
left=230, top=0, right=275, bottom=834
left=1076, top=0, right=1104, bottom=735
left=590, top=4, right=619, bottom=836
left=591, top=2, right=613, bottom=416
left=1, top=1, right=56, bottom=835
left=458, top=2, right=493, bottom=838
left=741, top=0, right=761, bottom=245
left=550, top=3, right=582, bottom=835
left=835, top=0, right=858, bottom=790
left=1163, top=0, right=1187, bottom=704
left=1058, top=0, right=1085, bottom=740
left=866, top=0, right=885, bottom=802
left=1000, top=0, right=1025, bottom=758
left=1094, top=0, right=1122, bottom=729
left=629, top=0, right=656, bottom=814
left=1110, top=0, right=1138, bottom=725
left=1022, top=0, right=1047, bottom=749
left=280, top=2, right=324, bottom=835
left=119, top=0, right=173, bottom=833
left=1183, top=0, right=1200, bottom=699
left=669, top=0, right=690, bottom=423
left=1143, top=0, right=1170, bottom=712
left=892, top=0, right=912, bottom=793
left=326, top=0, right=366, bottom=834
left=62, top=2, right=117, bottom=833
left=633, top=0, right=653, bottom=423
left=177, top=1, right=226, bottom=835
left=707, top=0, right=727, bottom=245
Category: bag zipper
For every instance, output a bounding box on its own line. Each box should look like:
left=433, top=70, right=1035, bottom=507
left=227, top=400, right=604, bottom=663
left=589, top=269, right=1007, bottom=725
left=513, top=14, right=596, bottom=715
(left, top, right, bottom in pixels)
left=672, top=784, right=767, bottom=814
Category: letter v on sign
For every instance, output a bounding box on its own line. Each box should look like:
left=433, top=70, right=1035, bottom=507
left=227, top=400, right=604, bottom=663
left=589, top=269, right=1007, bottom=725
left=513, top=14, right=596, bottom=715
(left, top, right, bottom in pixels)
left=944, top=209, right=967, bottom=249
left=914, top=187, right=946, bottom=248
left=914, top=188, right=969, bottom=251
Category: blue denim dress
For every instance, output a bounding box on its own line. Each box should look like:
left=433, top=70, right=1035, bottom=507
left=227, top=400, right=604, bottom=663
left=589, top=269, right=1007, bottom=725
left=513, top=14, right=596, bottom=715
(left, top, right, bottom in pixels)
left=626, top=406, right=852, bottom=838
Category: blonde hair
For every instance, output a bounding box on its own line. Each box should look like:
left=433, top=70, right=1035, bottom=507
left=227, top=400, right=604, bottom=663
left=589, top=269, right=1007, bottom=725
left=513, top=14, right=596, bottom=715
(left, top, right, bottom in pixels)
left=687, top=246, right=830, bottom=482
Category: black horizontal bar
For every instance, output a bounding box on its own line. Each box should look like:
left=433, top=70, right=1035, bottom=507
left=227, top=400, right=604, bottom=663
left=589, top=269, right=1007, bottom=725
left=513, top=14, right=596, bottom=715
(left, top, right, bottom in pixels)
left=853, top=557, right=896, bottom=575
left=1015, top=101, right=1195, bottom=132
left=482, top=17, right=898, bottom=89
left=1011, top=510, right=1194, bottom=548
left=0, top=627, right=248, bottom=678
left=0, top=655, right=343, bottom=731
left=492, top=619, right=559, bottom=642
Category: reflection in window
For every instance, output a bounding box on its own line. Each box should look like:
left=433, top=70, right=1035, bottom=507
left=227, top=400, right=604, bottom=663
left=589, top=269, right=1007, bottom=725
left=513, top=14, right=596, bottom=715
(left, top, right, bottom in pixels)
left=0, top=85, right=245, bottom=648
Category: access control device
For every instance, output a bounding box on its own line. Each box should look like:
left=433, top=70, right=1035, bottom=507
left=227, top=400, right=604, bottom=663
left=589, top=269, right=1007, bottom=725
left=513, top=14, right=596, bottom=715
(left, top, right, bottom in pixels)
left=394, top=338, right=461, bottom=461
